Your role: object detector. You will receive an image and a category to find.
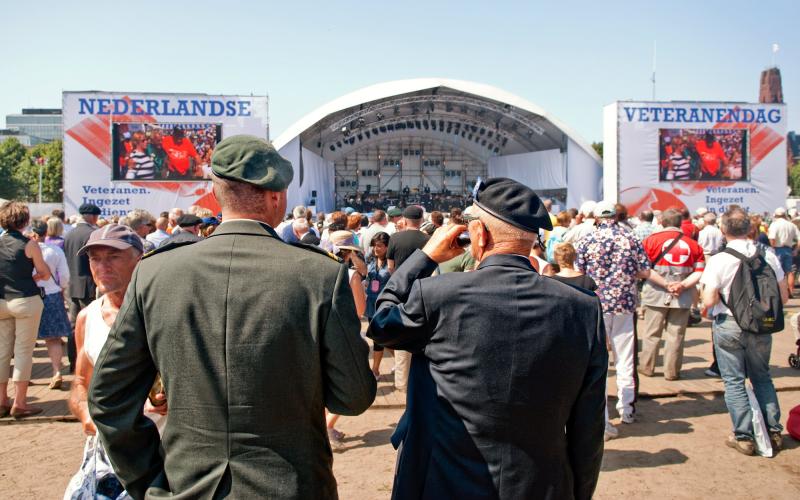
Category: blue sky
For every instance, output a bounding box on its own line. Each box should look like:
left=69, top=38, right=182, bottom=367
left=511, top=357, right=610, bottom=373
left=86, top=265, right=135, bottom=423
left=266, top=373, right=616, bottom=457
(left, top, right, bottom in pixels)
left=2, top=0, right=798, bottom=142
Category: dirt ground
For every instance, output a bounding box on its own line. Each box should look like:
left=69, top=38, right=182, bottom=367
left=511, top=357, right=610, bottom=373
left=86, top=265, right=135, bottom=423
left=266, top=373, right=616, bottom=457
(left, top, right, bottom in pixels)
left=1, top=392, right=798, bottom=499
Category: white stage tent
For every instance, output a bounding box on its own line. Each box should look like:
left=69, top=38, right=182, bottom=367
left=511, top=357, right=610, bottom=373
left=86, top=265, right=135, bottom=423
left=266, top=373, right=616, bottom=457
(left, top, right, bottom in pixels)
left=273, top=78, right=602, bottom=212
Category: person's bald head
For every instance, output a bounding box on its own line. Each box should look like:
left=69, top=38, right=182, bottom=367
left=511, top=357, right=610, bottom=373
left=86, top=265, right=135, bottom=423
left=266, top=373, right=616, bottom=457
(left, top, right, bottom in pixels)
left=155, top=216, right=168, bottom=231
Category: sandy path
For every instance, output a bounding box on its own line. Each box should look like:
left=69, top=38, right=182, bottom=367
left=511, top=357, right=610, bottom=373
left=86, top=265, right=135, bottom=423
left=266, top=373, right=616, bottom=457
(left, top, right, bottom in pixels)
left=2, top=392, right=798, bottom=498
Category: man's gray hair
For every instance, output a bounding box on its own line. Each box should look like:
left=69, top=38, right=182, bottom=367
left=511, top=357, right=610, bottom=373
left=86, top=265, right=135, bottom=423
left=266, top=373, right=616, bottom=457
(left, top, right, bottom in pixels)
left=470, top=205, right=537, bottom=244
left=125, top=209, right=155, bottom=230
left=720, top=206, right=750, bottom=238
left=660, top=209, right=682, bottom=229
left=292, top=205, right=307, bottom=219
left=703, top=212, right=717, bottom=225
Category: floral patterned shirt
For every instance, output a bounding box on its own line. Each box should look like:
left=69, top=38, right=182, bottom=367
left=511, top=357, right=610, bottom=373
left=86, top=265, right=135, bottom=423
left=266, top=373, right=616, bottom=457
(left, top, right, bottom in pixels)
left=575, top=220, right=651, bottom=314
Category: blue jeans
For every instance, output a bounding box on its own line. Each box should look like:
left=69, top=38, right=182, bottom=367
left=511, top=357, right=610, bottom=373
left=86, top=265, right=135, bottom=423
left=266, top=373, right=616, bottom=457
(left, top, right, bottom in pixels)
left=713, top=314, right=782, bottom=440
left=774, top=246, right=793, bottom=274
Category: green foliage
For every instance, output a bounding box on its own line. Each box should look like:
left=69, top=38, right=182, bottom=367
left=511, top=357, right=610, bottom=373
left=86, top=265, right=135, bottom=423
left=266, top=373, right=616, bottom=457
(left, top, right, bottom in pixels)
left=14, top=140, right=64, bottom=202
left=0, top=138, right=27, bottom=199
left=0, top=140, right=64, bottom=202
left=790, top=161, right=800, bottom=197
left=591, top=141, right=603, bottom=159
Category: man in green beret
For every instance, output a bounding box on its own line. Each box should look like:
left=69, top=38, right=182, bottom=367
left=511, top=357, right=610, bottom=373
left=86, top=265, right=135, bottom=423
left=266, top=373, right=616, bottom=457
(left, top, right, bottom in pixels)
left=89, top=135, right=377, bottom=499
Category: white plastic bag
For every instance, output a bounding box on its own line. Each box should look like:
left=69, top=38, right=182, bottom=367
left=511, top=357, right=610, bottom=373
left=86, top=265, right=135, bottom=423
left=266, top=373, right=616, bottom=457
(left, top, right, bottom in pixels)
left=63, top=436, right=98, bottom=500
left=746, top=382, right=774, bottom=458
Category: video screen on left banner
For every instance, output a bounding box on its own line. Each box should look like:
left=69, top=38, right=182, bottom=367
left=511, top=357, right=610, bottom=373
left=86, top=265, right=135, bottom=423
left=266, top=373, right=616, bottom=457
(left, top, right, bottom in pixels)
left=111, top=123, right=222, bottom=181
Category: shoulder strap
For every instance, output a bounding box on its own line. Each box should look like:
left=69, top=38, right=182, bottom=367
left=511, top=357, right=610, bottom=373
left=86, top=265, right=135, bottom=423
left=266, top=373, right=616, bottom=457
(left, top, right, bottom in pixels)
left=289, top=241, right=342, bottom=263
left=723, top=247, right=748, bottom=261
left=652, top=232, right=684, bottom=265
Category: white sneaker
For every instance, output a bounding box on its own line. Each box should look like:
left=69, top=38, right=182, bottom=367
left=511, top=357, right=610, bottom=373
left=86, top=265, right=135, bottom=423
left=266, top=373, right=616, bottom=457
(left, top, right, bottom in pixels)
left=620, top=412, right=636, bottom=424
left=604, top=422, right=619, bottom=441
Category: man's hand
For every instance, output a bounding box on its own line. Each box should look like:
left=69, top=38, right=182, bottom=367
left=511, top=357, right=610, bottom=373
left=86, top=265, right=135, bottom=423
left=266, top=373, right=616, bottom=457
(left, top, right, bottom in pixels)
left=144, top=393, right=168, bottom=416
left=667, top=282, right=685, bottom=296
left=82, top=419, right=97, bottom=436
left=422, top=224, right=467, bottom=264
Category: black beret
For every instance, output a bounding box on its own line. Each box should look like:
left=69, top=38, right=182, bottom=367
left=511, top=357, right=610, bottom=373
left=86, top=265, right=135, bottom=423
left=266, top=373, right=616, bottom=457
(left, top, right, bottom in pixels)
left=78, top=203, right=101, bottom=216
left=473, top=177, right=552, bottom=232
left=211, top=135, right=293, bottom=191
left=177, top=214, right=202, bottom=227
left=403, top=205, right=423, bottom=220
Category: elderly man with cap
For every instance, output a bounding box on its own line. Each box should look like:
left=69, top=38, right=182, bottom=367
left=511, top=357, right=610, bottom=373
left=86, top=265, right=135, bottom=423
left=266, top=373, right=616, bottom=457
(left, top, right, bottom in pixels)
left=768, top=207, right=799, bottom=295
left=575, top=201, right=669, bottom=428
left=369, top=178, right=608, bottom=500
left=386, top=207, right=403, bottom=232
left=69, top=224, right=145, bottom=498
left=158, top=213, right=203, bottom=248
left=63, top=203, right=101, bottom=373
left=88, top=135, right=376, bottom=499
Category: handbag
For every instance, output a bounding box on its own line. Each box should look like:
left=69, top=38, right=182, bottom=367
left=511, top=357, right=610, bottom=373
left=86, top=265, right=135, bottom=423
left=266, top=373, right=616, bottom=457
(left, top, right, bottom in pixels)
left=63, top=435, right=132, bottom=500
left=63, top=436, right=98, bottom=500
left=746, top=383, right=773, bottom=458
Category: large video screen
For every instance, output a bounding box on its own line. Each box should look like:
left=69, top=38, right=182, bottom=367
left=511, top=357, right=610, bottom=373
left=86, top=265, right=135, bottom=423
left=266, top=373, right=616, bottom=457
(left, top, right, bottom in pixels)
left=659, top=128, right=749, bottom=182
left=112, top=122, right=221, bottom=181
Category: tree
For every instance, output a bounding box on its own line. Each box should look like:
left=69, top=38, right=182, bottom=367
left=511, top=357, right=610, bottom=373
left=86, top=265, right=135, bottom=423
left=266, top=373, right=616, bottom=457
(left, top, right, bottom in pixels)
left=0, top=138, right=26, bottom=199
left=591, top=142, right=603, bottom=159
left=789, top=161, right=800, bottom=197
left=13, top=140, right=63, bottom=202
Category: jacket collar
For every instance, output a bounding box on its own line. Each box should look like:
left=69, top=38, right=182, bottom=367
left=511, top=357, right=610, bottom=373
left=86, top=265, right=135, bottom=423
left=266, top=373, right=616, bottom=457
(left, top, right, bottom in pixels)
left=209, top=219, right=281, bottom=240
left=476, top=253, right=534, bottom=271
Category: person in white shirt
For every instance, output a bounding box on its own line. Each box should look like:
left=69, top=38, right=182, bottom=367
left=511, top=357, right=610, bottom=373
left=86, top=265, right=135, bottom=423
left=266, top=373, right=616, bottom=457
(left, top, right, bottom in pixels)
left=697, top=212, right=724, bottom=256
left=700, top=206, right=787, bottom=456
left=359, top=209, right=395, bottom=254
left=29, top=220, right=71, bottom=389
left=563, top=200, right=597, bottom=243
left=146, top=217, right=171, bottom=248
left=768, top=207, right=799, bottom=294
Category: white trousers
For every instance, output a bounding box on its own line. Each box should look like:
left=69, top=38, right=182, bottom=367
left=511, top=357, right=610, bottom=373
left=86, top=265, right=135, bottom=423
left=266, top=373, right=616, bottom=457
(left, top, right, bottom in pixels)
left=604, top=312, right=636, bottom=416
left=394, top=350, right=412, bottom=391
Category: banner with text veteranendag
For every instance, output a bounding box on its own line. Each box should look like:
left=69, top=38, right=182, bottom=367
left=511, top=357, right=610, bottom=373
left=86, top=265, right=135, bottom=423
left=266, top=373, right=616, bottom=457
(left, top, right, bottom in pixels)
left=63, top=91, right=269, bottom=217
left=603, top=101, right=787, bottom=216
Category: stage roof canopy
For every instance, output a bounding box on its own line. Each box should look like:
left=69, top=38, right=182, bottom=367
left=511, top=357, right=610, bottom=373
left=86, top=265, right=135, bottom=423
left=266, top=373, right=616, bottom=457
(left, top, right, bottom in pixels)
left=274, top=78, right=600, bottom=164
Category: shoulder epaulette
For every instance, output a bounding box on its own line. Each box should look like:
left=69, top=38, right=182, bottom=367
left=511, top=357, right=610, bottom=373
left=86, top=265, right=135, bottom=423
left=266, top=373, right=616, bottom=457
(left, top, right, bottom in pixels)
left=142, top=240, right=198, bottom=259
left=289, top=241, right=342, bottom=263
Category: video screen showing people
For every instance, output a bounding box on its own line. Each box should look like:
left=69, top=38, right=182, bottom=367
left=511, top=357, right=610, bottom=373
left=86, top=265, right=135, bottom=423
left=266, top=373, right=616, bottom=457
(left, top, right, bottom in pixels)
left=658, top=128, right=749, bottom=182
left=112, top=123, right=222, bottom=181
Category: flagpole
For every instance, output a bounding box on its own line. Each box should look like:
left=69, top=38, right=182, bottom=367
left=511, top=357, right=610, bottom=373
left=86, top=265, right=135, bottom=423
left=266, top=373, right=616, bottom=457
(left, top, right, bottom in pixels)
left=37, top=157, right=46, bottom=204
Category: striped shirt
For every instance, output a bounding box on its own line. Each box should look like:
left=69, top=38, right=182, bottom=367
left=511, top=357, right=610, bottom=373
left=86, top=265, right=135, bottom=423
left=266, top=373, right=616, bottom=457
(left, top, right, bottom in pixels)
left=126, top=151, right=155, bottom=180
left=667, top=153, right=691, bottom=180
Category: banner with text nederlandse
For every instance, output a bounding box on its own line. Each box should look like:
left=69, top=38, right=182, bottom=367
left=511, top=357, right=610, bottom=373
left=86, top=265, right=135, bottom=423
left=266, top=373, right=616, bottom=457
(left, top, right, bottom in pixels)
left=604, top=101, right=787, bottom=215
left=63, top=91, right=269, bottom=217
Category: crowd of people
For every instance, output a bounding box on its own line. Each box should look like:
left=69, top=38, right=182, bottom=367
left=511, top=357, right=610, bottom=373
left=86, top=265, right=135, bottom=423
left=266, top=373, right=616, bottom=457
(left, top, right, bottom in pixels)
left=1, top=135, right=798, bottom=498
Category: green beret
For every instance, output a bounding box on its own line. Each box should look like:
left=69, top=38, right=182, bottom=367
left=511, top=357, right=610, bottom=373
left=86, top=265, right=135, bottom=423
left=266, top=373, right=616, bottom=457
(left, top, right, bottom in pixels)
left=211, top=135, right=293, bottom=191
left=387, top=208, right=403, bottom=217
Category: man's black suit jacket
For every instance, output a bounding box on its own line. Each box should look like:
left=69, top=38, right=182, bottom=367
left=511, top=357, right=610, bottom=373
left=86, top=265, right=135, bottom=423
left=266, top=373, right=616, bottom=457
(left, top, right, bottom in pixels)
left=63, top=221, right=96, bottom=299
left=369, top=251, right=607, bottom=500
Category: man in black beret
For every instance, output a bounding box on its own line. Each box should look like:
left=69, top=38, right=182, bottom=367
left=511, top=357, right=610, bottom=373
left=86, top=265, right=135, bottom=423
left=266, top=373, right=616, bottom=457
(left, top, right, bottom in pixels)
left=369, top=177, right=608, bottom=500
left=157, top=213, right=203, bottom=248
left=89, top=135, right=376, bottom=499
left=63, top=203, right=102, bottom=373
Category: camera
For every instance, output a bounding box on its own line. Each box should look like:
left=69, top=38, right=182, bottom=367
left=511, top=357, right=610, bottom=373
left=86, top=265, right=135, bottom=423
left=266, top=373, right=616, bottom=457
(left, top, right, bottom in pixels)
left=456, top=231, right=471, bottom=248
